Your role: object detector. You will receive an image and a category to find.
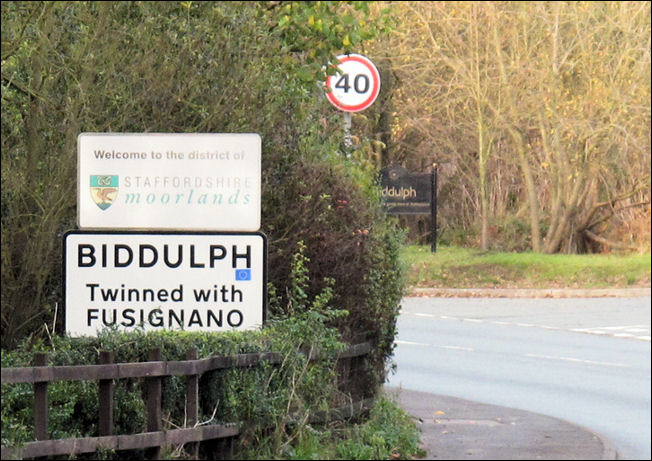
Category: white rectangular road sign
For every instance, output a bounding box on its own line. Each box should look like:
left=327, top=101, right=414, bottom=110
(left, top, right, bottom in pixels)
left=78, top=133, right=261, bottom=231
left=64, top=232, right=266, bottom=337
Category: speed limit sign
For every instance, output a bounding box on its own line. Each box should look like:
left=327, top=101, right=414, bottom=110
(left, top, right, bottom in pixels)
left=325, top=53, right=381, bottom=112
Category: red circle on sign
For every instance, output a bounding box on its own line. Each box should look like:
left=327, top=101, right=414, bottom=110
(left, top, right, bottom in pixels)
left=325, top=54, right=381, bottom=112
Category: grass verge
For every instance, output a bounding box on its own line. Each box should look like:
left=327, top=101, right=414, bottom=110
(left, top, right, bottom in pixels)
left=247, top=396, right=425, bottom=460
left=402, top=245, right=651, bottom=289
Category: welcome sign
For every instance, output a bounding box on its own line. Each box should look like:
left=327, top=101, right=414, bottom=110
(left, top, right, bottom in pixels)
left=78, top=133, right=261, bottom=231
left=64, top=231, right=266, bottom=336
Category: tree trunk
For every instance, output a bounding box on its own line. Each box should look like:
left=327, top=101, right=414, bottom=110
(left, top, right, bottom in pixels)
left=478, top=120, right=490, bottom=251
left=509, top=128, right=542, bottom=252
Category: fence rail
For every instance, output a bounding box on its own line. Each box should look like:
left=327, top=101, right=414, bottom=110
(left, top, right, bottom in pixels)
left=1, top=342, right=372, bottom=460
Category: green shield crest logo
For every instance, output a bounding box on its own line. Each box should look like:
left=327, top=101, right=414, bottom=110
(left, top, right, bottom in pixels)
left=90, top=175, right=119, bottom=210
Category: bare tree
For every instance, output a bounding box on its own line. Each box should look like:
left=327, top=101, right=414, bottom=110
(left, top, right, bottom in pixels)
left=373, top=1, right=650, bottom=253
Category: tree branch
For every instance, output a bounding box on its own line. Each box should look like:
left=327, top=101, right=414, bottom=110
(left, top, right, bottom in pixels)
left=1, top=72, right=49, bottom=104
left=583, top=180, right=650, bottom=229
left=583, top=229, right=639, bottom=251
left=587, top=200, right=651, bottom=230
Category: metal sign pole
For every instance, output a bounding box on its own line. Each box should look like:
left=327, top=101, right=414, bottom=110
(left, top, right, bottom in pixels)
left=343, top=112, right=353, bottom=152
left=431, top=164, right=438, bottom=253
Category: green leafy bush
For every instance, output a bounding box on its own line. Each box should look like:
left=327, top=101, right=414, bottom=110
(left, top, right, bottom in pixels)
left=2, top=247, right=343, bottom=457
left=2, top=0, right=402, bottom=394
left=2, top=239, right=407, bottom=459
left=336, top=397, right=424, bottom=460
left=2, top=4, right=404, bottom=456
left=248, top=396, right=424, bottom=460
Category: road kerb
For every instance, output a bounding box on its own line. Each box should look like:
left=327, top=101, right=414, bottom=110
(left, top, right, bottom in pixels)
left=408, top=287, right=651, bottom=298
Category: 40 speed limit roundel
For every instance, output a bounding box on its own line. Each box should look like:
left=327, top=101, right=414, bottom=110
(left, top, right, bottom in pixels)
left=325, top=53, right=380, bottom=112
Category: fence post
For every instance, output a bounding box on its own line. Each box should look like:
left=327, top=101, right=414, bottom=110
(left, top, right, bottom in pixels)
left=145, top=348, right=162, bottom=460
left=34, top=353, right=49, bottom=442
left=186, top=348, right=199, bottom=459
left=98, top=351, right=114, bottom=436
left=216, top=437, right=235, bottom=460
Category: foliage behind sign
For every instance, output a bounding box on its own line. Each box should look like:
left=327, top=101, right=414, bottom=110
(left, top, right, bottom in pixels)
left=1, top=4, right=403, bottom=411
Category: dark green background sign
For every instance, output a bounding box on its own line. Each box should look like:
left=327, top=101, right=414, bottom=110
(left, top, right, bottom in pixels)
left=380, top=165, right=432, bottom=215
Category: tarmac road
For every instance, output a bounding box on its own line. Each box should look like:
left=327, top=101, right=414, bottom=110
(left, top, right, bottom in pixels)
left=387, top=293, right=651, bottom=459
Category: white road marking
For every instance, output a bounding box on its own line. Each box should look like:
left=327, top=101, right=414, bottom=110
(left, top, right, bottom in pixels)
left=571, top=325, right=651, bottom=341
left=441, top=345, right=475, bottom=352
left=395, top=340, right=429, bottom=347
left=395, top=340, right=474, bottom=352
left=524, top=353, right=631, bottom=368
left=402, top=311, right=650, bottom=341
left=573, top=330, right=608, bottom=335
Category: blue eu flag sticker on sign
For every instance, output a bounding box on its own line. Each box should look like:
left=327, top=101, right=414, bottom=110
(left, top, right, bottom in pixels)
left=235, top=269, right=251, bottom=281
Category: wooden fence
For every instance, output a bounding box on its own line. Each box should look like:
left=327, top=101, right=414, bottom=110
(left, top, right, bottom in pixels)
left=1, top=342, right=373, bottom=460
